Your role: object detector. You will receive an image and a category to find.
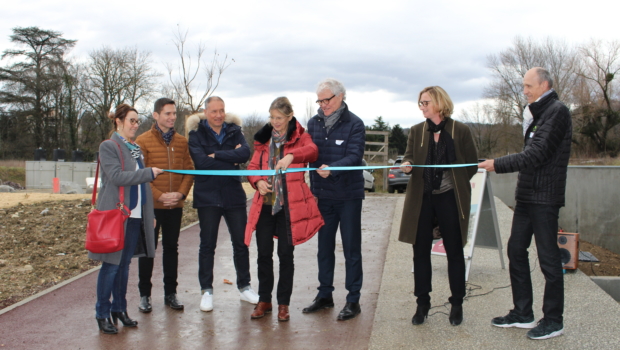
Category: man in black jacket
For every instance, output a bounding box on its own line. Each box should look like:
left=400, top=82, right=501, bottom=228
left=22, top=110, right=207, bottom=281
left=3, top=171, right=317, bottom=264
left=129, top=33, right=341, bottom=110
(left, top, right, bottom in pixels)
left=187, top=96, right=259, bottom=312
left=479, top=67, right=571, bottom=340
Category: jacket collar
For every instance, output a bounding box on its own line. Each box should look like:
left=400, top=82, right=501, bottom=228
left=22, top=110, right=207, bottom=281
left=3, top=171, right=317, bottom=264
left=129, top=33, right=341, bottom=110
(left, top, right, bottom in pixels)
left=314, top=101, right=351, bottom=123
left=528, top=90, right=558, bottom=117
left=253, top=117, right=303, bottom=146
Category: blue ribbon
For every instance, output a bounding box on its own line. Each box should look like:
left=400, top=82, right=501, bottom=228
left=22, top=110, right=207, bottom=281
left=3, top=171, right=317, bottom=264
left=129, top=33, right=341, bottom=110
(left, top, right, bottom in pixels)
left=164, top=163, right=478, bottom=176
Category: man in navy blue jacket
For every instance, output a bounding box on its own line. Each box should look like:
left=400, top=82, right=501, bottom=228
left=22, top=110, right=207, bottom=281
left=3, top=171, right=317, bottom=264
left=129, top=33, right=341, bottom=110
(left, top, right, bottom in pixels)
left=302, top=78, right=366, bottom=321
left=187, top=96, right=259, bottom=312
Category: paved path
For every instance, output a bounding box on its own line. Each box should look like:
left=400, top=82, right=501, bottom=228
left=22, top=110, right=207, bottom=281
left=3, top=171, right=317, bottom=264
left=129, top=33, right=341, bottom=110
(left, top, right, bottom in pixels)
left=370, top=196, right=620, bottom=350
left=0, top=195, right=395, bottom=349
left=2, top=194, right=620, bottom=349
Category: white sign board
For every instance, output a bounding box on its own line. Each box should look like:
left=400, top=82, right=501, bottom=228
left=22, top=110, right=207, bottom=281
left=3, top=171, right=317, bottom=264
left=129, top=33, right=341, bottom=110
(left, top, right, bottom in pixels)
left=431, top=169, right=505, bottom=280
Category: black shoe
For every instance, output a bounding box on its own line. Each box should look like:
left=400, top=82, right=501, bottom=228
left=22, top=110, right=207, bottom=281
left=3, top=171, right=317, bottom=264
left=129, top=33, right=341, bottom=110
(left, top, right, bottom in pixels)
left=491, top=310, right=536, bottom=328
left=302, top=297, right=334, bottom=313
left=526, top=318, right=564, bottom=340
left=96, top=318, right=118, bottom=334
left=138, top=296, right=152, bottom=313
left=337, top=302, right=361, bottom=321
left=411, top=304, right=430, bottom=325
left=449, top=304, right=463, bottom=326
left=111, top=311, right=138, bottom=327
left=164, top=294, right=184, bottom=310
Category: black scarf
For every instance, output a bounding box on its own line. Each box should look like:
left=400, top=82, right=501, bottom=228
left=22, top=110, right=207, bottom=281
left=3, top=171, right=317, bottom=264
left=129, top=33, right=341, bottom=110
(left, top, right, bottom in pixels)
left=423, top=119, right=456, bottom=194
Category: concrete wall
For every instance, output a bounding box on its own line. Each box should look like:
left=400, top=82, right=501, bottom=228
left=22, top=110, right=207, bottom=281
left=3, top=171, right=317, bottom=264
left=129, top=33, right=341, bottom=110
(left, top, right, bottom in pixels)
left=489, top=166, right=620, bottom=255
left=25, top=161, right=97, bottom=189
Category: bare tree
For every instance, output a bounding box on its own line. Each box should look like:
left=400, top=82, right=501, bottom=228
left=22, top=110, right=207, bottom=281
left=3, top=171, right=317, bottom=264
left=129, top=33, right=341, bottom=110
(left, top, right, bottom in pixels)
left=81, top=46, right=159, bottom=140
left=460, top=102, right=504, bottom=157
left=573, top=39, right=620, bottom=155
left=242, top=112, right=267, bottom=157
left=485, top=36, right=577, bottom=125
left=166, top=26, right=233, bottom=114
left=302, top=97, right=316, bottom=127
left=125, top=48, right=160, bottom=107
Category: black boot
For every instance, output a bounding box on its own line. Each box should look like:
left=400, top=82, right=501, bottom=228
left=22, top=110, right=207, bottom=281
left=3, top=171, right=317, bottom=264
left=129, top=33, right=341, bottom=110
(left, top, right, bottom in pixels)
left=138, top=296, right=152, bottom=313
left=449, top=304, right=463, bottom=326
left=111, top=311, right=138, bottom=327
left=411, top=304, right=430, bottom=325
left=96, top=318, right=118, bottom=334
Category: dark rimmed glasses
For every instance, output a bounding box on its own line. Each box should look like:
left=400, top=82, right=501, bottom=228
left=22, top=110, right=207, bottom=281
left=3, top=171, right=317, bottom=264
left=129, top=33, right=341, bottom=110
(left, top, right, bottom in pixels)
left=316, top=94, right=336, bottom=106
left=418, top=100, right=432, bottom=107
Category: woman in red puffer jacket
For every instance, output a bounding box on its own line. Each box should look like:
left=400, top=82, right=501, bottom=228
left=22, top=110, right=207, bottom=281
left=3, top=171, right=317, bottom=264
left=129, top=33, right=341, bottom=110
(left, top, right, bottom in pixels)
left=244, top=96, right=324, bottom=322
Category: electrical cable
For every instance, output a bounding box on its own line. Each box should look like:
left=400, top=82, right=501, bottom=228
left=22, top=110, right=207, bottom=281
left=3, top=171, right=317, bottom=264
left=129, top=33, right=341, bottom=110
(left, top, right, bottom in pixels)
left=425, top=247, right=541, bottom=319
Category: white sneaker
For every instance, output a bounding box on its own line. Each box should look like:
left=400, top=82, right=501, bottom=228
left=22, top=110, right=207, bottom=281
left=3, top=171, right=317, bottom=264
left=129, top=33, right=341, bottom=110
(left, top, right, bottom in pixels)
left=239, top=286, right=259, bottom=304
left=200, top=291, right=213, bottom=312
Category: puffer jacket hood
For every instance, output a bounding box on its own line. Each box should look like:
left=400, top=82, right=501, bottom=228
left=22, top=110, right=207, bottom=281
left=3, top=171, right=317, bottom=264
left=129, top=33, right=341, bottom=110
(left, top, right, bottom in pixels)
left=186, top=112, right=242, bottom=132
left=187, top=110, right=250, bottom=209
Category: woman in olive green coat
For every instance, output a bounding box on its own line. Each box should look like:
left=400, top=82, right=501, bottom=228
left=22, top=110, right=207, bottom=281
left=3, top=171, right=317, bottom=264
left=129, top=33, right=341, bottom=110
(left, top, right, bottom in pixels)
left=399, top=86, right=477, bottom=327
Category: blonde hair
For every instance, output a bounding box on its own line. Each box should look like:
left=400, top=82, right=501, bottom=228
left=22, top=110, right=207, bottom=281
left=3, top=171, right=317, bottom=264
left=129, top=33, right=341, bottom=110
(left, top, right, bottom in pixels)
left=269, top=96, right=294, bottom=117
left=418, top=86, right=453, bottom=119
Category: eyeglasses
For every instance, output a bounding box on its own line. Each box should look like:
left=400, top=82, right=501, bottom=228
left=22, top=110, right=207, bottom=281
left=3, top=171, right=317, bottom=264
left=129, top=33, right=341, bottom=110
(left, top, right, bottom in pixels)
left=269, top=116, right=288, bottom=122
left=127, top=118, right=142, bottom=126
left=316, top=94, right=336, bottom=106
left=418, top=100, right=432, bottom=107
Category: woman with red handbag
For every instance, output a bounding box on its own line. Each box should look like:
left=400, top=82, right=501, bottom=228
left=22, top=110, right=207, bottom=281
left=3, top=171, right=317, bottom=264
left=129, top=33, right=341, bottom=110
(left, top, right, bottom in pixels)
left=88, top=104, right=163, bottom=334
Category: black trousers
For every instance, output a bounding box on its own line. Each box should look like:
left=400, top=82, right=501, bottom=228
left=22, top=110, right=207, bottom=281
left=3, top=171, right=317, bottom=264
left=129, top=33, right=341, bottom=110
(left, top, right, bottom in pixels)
left=197, top=206, right=250, bottom=290
left=413, top=190, right=466, bottom=306
left=508, top=202, right=563, bottom=323
left=316, top=198, right=363, bottom=303
left=138, top=208, right=183, bottom=297
left=255, top=205, right=295, bottom=305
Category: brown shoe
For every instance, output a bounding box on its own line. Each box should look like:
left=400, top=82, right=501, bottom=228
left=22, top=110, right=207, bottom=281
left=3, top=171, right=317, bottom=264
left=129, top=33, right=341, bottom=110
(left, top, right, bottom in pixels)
left=278, top=305, right=290, bottom=322
left=251, top=302, right=272, bottom=319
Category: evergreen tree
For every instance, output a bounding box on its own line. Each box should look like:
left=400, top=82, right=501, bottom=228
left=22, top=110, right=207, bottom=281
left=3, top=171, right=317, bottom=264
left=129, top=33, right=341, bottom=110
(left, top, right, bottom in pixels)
left=0, top=27, right=76, bottom=155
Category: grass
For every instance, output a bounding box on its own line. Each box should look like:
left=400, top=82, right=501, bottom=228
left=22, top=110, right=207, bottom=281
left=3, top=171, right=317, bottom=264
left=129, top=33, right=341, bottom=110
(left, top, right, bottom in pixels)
left=570, top=157, right=620, bottom=166
left=0, top=166, right=25, bottom=185
left=0, top=160, right=25, bottom=167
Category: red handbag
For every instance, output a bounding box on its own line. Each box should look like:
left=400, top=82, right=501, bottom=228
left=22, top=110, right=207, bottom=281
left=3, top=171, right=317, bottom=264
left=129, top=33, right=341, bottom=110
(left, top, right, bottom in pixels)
left=85, top=141, right=131, bottom=254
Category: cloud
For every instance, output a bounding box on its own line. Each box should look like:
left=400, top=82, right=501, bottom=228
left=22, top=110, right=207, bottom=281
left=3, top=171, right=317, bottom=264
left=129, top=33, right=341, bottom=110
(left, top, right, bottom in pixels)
left=2, top=0, right=620, bottom=130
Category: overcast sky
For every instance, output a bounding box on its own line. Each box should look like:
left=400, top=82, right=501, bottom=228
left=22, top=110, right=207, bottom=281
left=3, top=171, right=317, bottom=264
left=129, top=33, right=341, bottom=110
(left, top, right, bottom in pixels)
left=2, top=0, right=619, bottom=127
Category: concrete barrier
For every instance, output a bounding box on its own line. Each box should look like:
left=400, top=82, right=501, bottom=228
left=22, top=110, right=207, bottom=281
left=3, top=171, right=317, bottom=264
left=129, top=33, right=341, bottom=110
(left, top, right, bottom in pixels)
left=591, top=277, right=620, bottom=302
left=25, top=161, right=97, bottom=190
left=489, top=166, right=620, bottom=255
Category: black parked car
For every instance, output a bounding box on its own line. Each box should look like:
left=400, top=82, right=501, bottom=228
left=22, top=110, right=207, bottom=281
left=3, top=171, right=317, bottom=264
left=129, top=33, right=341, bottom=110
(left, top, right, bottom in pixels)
left=387, top=157, right=410, bottom=193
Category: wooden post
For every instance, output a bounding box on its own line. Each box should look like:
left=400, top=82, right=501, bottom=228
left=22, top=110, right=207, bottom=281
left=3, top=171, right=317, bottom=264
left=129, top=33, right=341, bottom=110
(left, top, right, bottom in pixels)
left=365, top=131, right=389, bottom=191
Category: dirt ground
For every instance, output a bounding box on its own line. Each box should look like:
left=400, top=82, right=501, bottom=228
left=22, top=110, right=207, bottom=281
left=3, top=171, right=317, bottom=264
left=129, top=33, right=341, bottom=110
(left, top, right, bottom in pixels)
left=0, top=198, right=199, bottom=310
left=577, top=240, right=620, bottom=276
left=1, top=183, right=618, bottom=311
left=0, top=185, right=256, bottom=310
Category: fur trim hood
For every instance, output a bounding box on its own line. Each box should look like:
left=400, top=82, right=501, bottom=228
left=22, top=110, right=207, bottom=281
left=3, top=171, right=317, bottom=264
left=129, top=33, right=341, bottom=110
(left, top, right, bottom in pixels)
left=186, top=112, right=243, bottom=132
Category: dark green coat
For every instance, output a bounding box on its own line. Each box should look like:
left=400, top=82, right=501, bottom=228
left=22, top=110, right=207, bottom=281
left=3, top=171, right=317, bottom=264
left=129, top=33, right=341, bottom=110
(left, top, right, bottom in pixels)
left=398, top=118, right=478, bottom=246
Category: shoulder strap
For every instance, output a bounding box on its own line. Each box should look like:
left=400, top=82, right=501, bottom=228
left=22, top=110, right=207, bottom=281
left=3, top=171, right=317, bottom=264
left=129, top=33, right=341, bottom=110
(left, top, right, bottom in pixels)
left=91, top=140, right=125, bottom=206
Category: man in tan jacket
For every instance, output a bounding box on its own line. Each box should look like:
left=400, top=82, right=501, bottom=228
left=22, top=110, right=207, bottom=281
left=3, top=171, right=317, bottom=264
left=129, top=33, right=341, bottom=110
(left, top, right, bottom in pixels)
left=135, top=98, right=194, bottom=312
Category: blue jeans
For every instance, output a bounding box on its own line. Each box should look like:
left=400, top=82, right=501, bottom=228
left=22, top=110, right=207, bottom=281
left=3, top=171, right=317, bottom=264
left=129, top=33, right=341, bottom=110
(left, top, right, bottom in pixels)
left=95, top=218, right=141, bottom=319
left=316, top=198, right=363, bottom=303
left=197, top=206, right=250, bottom=290
left=508, top=202, right=563, bottom=324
